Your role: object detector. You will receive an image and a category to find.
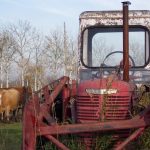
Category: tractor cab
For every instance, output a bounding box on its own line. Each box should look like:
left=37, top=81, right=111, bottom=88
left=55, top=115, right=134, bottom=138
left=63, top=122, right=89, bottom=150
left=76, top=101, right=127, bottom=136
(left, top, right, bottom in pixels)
left=79, top=10, right=150, bottom=86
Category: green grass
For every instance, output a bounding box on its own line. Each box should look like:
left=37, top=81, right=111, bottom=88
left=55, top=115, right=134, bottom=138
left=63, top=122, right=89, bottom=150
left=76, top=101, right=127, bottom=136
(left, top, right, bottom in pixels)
left=37, top=135, right=86, bottom=150
left=0, top=122, right=22, bottom=150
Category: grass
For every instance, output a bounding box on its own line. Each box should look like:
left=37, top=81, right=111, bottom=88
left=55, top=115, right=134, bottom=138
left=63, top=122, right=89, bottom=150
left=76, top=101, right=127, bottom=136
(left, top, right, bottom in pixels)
left=0, top=122, right=22, bottom=150
left=37, top=134, right=86, bottom=150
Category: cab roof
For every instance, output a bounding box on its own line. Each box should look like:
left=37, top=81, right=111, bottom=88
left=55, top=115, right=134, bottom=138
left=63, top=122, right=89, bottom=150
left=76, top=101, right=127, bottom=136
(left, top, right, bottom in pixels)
left=79, top=10, right=150, bottom=30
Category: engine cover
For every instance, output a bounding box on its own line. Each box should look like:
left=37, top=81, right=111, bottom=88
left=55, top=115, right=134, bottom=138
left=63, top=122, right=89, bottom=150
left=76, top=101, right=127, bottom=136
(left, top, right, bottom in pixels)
left=76, top=78, right=133, bottom=123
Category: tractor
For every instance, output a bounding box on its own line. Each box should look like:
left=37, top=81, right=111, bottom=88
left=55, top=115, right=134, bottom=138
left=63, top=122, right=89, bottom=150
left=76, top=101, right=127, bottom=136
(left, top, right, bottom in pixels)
left=23, top=1, right=150, bottom=150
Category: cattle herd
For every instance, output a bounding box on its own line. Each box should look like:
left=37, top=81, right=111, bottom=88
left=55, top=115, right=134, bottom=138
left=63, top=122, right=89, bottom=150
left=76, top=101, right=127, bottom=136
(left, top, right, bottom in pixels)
left=0, top=87, right=31, bottom=122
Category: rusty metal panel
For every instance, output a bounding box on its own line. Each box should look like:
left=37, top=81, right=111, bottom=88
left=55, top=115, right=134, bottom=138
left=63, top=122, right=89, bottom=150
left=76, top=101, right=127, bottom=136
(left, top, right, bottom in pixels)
left=79, top=10, right=150, bottom=31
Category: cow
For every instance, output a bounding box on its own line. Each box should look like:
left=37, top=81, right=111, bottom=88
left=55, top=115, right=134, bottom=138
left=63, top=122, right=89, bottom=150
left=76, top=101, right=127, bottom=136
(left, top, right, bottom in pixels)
left=0, top=89, right=21, bottom=121
left=0, top=87, right=32, bottom=121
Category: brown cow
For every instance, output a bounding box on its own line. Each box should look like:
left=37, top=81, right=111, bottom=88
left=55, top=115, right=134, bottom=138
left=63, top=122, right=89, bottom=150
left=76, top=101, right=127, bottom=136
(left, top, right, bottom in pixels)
left=0, top=86, right=32, bottom=121
left=0, top=89, right=22, bottom=121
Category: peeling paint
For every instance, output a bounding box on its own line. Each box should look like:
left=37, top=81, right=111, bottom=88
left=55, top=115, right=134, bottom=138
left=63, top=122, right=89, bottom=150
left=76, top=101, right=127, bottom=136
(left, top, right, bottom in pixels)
left=80, top=10, right=150, bottom=31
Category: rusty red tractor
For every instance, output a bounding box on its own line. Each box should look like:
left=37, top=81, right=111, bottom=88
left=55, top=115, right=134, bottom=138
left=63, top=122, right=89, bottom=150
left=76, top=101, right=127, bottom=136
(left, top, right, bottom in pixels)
left=23, top=2, right=150, bottom=150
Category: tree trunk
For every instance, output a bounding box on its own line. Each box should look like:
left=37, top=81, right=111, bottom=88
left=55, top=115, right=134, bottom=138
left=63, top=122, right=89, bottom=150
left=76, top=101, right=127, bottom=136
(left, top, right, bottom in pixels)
left=34, top=69, right=37, bottom=91
left=21, top=69, right=25, bottom=87
left=6, top=70, right=9, bottom=88
left=0, top=63, right=3, bottom=88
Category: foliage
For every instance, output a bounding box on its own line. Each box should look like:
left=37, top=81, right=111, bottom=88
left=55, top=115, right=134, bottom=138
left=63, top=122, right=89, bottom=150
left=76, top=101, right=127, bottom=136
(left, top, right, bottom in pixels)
left=130, top=90, right=150, bottom=149
left=136, top=127, right=150, bottom=149
left=95, top=134, right=113, bottom=150
left=37, top=134, right=85, bottom=150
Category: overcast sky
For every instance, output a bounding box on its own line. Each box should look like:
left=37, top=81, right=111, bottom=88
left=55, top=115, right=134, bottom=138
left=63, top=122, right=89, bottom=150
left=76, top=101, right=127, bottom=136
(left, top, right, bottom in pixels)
left=0, top=0, right=148, bottom=35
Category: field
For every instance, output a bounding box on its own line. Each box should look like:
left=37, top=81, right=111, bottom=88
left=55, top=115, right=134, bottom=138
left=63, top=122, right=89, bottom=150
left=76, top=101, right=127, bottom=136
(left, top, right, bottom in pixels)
left=0, top=122, right=22, bottom=150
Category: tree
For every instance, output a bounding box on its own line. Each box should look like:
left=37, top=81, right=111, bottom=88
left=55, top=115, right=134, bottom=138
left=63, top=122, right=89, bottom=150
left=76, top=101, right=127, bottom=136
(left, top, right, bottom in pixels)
left=92, top=37, right=114, bottom=66
left=31, top=32, right=45, bottom=91
left=45, top=26, right=78, bottom=80
left=45, top=29, right=64, bottom=80
left=0, top=29, right=16, bottom=87
left=65, top=38, right=78, bottom=79
left=25, top=63, right=45, bottom=90
left=129, top=40, right=144, bottom=66
left=63, top=23, right=78, bottom=78
left=9, top=20, right=37, bottom=86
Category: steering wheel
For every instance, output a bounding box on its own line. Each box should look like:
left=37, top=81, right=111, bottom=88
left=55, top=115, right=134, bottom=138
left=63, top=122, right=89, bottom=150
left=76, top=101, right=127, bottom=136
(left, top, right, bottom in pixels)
left=103, top=51, right=135, bottom=67
left=95, top=51, right=135, bottom=78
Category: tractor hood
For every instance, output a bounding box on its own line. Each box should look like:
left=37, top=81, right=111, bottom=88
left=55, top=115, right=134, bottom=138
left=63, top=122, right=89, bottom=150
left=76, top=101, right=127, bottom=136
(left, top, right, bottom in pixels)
left=77, top=77, right=134, bottom=97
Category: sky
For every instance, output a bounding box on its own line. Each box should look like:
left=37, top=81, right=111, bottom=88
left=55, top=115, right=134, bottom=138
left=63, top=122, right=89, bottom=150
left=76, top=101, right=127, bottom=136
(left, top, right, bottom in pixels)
left=0, top=0, right=149, bottom=36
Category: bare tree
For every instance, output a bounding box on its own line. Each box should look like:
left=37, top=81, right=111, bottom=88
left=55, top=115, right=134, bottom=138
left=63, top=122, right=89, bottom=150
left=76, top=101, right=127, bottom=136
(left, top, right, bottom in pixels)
left=25, top=63, right=45, bottom=91
left=45, top=29, right=64, bottom=80
left=45, top=26, right=78, bottom=80
left=92, top=37, right=114, bottom=66
left=129, top=40, right=144, bottom=66
left=9, top=20, right=37, bottom=86
left=0, top=29, right=16, bottom=87
left=0, top=21, right=78, bottom=88
left=0, top=31, right=5, bottom=88
left=63, top=23, right=78, bottom=78
left=65, top=38, right=78, bottom=79
left=31, top=32, right=45, bottom=91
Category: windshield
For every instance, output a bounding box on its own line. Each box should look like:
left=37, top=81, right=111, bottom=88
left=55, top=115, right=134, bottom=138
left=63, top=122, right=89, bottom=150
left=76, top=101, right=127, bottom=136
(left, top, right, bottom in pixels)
left=82, top=27, right=149, bottom=68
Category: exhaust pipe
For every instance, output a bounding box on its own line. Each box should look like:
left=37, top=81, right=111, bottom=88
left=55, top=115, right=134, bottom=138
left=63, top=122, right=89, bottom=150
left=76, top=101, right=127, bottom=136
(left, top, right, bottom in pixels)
left=122, top=1, right=131, bottom=82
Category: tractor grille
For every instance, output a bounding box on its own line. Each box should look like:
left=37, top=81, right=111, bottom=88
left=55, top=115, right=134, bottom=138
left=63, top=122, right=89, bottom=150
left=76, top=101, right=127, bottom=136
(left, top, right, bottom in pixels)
left=76, top=96, right=99, bottom=122
left=76, top=94, right=131, bottom=148
left=76, top=95, right=131, bottom=122
left=105, top=96, right=131, bottom=120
